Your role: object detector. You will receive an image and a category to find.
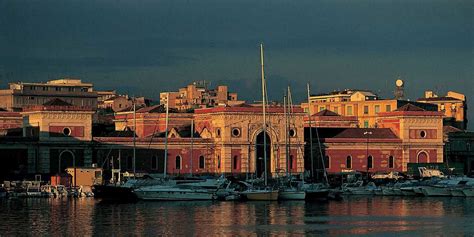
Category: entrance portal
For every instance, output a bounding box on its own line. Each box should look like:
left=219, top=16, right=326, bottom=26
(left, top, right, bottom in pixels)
left=255, top=132, right=271, bottom=178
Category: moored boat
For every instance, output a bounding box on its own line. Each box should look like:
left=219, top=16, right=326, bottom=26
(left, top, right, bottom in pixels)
left=241, top=189, right=279, bottom=201
left=279, top=188, right=306, bottom=200
left=134, top=185, right=215, bottom=201
left=462, top=187, right=474, bottom=197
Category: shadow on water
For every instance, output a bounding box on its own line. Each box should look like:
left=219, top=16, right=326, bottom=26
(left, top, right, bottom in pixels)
left=1, top=197, right=474, bottom=236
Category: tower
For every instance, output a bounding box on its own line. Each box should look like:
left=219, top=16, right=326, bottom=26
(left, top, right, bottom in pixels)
left=394, top=78, right=405, bottom=100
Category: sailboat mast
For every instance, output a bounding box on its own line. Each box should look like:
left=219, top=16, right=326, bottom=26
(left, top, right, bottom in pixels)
left=260, top=43, right=268, bottom=186
left=284, top=94, right=289, bottom=177
left=133, top=101, right=136, bottom=177
left=164, top=93, right=169, bottom=177
left=287, top=86, right=293, bottom=176
left=190, top=119, right=194, bottom=176
left=306, top=83, right=314, bottom=179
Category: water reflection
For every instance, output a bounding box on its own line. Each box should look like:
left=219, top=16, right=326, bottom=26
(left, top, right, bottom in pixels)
left=1, top=197, right=473, bottom=236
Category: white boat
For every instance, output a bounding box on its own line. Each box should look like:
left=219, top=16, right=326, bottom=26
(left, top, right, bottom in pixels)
left=422, top=178, right=474, bottom=197
left=134, top=185, right=215, bottom=201
left=421, top=186, right=451, bottom=197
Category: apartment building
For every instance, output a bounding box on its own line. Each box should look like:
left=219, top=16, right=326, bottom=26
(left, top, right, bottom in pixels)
left=160, top=81, right=244, bottom=111
left=0, top=79, right=98, bottom=111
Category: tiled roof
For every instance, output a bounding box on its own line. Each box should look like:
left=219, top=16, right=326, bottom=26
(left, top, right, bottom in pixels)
left=43, top=98, right=72, bottom=106
left=395, top=103, right=425, bottom=112
left=443, top=126, right=462, bottom=134
left=314, top=109, right=340, bottom=116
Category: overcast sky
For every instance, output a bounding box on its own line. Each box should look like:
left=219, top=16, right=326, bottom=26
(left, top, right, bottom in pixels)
left=1, top=0, right=472, bottom=127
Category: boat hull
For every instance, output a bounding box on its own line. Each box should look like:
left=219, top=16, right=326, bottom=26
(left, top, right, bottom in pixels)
left=462, top=188, right=474, bottom=197
left=421, top=186, right=451, bottom=197
left=242, top=190, right=279, bottom=201
left=92, top=185, right=137, bottom=201
left=450, top=188, right=465, bottom=197
left=134, top=187, right=215, bottom=201
left=279, top=191, right=305, bottom=200
left=305, top=189, right=329, bottom=201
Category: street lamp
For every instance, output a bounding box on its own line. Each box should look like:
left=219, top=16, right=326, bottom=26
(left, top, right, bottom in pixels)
left=364, top=131, right=373, bottom=180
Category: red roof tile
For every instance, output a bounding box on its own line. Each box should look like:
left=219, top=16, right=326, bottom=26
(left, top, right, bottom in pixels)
left=314, top=109, right=340, bottom=116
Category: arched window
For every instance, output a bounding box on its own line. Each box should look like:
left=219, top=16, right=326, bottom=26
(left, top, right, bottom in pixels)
left=417, top=151, right=428, bottom=163
left=389, top=156, right=394, bottom=169
left=346, top=156, right=352, bottom=169
left=175, top=155, right=181, bottom=170
left=233, top=156, right=238, bottom=170
left=199, top=156, right=205, bottom=169
left=367, top=155, right=373, bottom=169
left=289, top=155, right=294, bottom=170
left=217, top=155, right=221, bottom=169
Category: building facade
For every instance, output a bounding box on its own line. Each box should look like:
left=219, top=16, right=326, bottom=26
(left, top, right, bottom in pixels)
left=160, top=81, right=244, bottom=111
left=302, top=89, right=437, bottom=128
left=0, top=79, right=98, bottom=111
left=418, top=91, right=467, bottom=130
left=307, top=104, right=444, bottom=174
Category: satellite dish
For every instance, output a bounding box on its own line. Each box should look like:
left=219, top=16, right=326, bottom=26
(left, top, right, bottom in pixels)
left=396, top=79, right=404, bottom=87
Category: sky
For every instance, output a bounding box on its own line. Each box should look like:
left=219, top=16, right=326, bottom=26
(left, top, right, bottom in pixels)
left=0, top=0, right=473, bottom=128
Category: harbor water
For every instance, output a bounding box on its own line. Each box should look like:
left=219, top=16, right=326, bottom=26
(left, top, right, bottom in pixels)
left=0, top=196, right=473, bottom=236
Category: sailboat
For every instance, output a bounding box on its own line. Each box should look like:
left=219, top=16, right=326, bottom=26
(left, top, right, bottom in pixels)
left=303, top=84, right=342, bottom=201
left=92, top=102, right=140, bottom=201
left=133, top=94, right=223, bottom=201
left=240, top=44, right=279, bottom=201
left=278, top=87, right=306, bottom=200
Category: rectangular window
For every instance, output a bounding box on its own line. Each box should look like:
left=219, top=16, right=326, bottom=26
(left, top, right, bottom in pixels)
left=333, top=106, right=339, bottom=114
left=42, top=87, right=47, bottom=91
left=346, top=106, right=353, bottom=115
left=364, top=120, right=369, bottom=128
left=55, top=87, right=60, bottom=91
left=363, top=105, right=369, bottom=115
left=233, top=156, right=238, bottom=170
left=386, top=105, right=391, bottom=112
left=68, top=87, right=74, bottom=92
left=319, top=106, right=325, bottom=111
left=374, top=105, right=380, bottom=113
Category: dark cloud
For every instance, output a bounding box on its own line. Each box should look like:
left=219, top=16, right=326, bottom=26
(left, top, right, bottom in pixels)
left=0, top=0, right=472, bottom=127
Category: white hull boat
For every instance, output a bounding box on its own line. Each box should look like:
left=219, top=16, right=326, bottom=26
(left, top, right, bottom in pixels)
left=421, top=186, right=451, bottom=197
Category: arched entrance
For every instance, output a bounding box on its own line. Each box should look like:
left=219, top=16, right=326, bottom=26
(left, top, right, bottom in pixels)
left=255, top=132, right=271, bottom=178
left=58, top=150, right=75, bottom=174
left=417, top=151, right=429, bottom=163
